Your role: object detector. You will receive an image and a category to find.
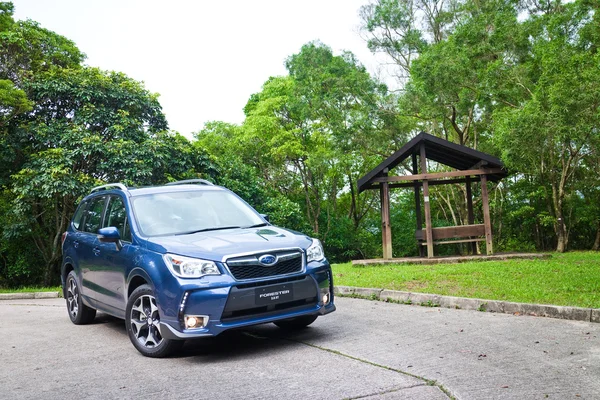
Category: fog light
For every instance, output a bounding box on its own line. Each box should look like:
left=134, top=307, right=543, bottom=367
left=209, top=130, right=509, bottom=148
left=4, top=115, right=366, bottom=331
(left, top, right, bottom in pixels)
left=322, top=292, right=330, bottom=305
left=185, top=315, right=209, bottom=329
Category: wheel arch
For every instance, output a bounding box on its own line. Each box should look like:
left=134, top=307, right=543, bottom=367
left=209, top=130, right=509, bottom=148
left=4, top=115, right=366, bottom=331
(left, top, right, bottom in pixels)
left=62, top=263, right=75, bottom=297
left=127, top=268, right=153, bottom=299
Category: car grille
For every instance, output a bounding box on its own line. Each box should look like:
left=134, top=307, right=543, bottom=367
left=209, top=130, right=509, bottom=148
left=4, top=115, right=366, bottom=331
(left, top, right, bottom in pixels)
left=225, top=250, right=303, bottom=280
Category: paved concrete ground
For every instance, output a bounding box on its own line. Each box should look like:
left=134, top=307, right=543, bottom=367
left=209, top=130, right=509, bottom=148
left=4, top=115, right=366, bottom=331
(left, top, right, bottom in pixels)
left=1, top=297, right=599, bottom=400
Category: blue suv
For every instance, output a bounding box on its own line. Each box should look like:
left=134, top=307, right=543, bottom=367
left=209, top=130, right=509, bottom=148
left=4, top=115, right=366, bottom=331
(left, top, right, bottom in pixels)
left=61, top=180, right=335, bottom=357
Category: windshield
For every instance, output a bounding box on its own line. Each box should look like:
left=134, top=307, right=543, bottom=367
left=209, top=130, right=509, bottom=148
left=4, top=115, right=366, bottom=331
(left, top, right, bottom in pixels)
left=131, top=190, right=265, bottom=236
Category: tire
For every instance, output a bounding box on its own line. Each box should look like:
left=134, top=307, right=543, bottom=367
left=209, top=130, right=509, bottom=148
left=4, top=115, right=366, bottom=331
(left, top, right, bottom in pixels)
left=273, top=314, right=318, bottom=330
left=126, top=284, right=183, bottom=358
left=65, top=270, right=96, bottom=325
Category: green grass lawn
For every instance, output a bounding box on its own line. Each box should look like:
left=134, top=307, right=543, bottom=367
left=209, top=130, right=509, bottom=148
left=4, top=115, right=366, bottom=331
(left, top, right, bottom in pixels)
left=0, top=286, right=61, bottom=294
left=332, top=252, right=600, bottom=308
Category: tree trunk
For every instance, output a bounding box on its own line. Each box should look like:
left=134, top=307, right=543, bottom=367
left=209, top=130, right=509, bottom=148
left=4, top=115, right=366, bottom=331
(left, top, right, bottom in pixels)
left=593, top=220, right=600, bottom=251
left=555, top=217, right=568, bottom=253
left=551, top=178, right=569, bottom=253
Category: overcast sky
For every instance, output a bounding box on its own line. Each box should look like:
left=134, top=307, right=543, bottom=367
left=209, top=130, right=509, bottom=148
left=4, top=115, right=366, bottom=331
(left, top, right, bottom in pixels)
left=11, top=0, right=390, bottom=138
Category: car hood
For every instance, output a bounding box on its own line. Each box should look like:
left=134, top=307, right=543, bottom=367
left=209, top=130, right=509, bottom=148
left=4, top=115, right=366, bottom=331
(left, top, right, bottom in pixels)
left=143, top=226, right=313, bottom=261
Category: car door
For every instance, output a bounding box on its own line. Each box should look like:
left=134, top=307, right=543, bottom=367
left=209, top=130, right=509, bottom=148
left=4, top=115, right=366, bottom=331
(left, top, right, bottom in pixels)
left=79, top=195, right=107, bottom=302
left=95, top=195, right=135, bottom=312
left=67, top=199, right=88, bottom=270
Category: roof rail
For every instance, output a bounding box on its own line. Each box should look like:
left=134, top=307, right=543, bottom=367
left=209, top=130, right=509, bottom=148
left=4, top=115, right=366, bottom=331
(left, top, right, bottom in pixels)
left=91, top=183, right=128, bottom=193
left=165, top=179, right=214, bottom=186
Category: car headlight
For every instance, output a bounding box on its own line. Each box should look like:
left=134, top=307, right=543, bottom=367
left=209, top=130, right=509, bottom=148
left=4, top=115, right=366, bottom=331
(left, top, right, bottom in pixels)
left=163, top=254, right=220, bottom=278
left=306, top=239, right=325, bottom=263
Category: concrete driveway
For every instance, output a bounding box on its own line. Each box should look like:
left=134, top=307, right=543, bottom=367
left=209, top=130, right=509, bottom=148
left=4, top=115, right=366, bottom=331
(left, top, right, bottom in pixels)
left=1, top=297, right=598, bottom=399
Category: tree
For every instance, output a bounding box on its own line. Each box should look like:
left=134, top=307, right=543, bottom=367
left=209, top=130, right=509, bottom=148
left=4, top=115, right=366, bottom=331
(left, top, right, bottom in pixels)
left=493, top=0, right=600, bottom=252
left=360, top=0, right=455, bottom=83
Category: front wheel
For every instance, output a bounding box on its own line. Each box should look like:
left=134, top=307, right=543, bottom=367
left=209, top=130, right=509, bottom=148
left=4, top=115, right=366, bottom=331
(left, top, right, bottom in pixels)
left=65, top=271, right=96, bottom=324
left=274, top=315, right=318, bottom=330
left=126, top=285, right=183, bottom=358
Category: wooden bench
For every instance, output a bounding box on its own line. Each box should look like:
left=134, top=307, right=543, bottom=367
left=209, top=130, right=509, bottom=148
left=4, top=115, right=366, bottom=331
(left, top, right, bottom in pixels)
left=415, top=224, right=485, bottom=245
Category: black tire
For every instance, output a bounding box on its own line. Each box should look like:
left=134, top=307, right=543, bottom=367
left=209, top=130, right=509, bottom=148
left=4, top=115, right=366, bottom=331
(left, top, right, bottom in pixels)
left=273, top=315, right=318, bottom=330
left=65, top=271, right=96, bottom=325
left=126, top=284, right=183, bottom=358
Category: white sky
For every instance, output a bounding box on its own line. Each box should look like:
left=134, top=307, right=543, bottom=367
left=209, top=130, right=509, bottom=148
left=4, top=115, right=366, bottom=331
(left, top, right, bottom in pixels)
left=11, top=0, right=391, bottom=138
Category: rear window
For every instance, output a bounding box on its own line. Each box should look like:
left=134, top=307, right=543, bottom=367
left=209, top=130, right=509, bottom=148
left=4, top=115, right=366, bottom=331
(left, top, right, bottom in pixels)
left=72, top=202, right=87, bottom=231
left=83, top=196, right=106, bottom=234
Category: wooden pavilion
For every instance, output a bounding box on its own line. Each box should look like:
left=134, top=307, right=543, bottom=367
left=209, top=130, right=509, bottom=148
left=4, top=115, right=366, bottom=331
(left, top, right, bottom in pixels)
left=358, top=132, right=507, bottom=259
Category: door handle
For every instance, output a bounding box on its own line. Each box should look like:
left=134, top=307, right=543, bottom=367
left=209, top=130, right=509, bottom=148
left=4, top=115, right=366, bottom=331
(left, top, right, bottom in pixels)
left=73, top=240, right=79, bottom=248
left=93, top=247, right=101, bottom=256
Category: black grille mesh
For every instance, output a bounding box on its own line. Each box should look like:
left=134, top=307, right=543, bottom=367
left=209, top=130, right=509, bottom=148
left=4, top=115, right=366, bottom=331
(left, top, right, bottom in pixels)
left=227, top=254, right=303, bottom=280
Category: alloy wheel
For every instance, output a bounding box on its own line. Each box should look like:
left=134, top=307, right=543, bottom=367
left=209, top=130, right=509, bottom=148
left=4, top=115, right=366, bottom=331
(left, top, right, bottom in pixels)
left=130, top=294, right=163, bottom=348
left=66, top=277, right=79, bottom=319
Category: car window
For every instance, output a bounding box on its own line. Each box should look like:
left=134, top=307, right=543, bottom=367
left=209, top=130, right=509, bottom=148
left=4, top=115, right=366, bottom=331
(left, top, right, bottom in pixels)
left=83, top=196, right=106, bottom=234
left=131, top=190, right=264, bottom=236
left=122, top=218, right=132, bottom=243
left=72, top=201, right=87, bottom=231
left=104, top=196, right=131, bottom=242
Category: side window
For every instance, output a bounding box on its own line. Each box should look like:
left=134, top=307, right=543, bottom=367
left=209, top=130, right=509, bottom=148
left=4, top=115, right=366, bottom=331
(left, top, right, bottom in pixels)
left=83, top=196, right=106, bottom=234
left=104, top=196, right=132, bottom=242
left=122, top=219, right=132, bottom=242
left=72, top=202, right=87, bottom=231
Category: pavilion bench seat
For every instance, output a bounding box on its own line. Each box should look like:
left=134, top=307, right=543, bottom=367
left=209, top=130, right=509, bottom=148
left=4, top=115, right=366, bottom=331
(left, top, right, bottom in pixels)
left=415, top=224, right=485, bottom=245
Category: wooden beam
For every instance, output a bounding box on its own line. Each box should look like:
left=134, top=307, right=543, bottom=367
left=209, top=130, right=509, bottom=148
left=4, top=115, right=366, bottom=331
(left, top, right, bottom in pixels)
left=362, top=178, right=469, bottom=191
left=469, top=160, right=489, bottom=169
left=415, top=224, right=486, bottom=240
left=371, top=168, right=504, bottom=184
left=465, top=176, right=477, bottom=254
left=412, top=153, right=424, bottom=257
left=380, top=169, right=393, bottom=259
left=419, top=238, right=486, bottom=245
left=480, top=173, right=493, bottom=255
left=420, top=144, right=434, bottom=258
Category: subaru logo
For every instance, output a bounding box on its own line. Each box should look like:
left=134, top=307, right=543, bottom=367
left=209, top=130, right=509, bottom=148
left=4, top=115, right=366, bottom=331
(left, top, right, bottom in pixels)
left=258, top=254, right=277, bottom=266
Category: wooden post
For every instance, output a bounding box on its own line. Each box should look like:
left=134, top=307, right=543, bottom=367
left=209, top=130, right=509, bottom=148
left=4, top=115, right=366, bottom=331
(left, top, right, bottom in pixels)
left=465, top=176, right=477, bottom=254
left=380, top=169, right=393, bottom=259
left=412, top=153, right=424, bottom=257
left=420, top=145, right=434, bottom=258
left=480, top=173, right=493, bottom=255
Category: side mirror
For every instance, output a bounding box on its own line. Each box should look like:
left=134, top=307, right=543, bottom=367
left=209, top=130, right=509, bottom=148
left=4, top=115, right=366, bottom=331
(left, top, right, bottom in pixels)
left=260, top=214, right=270, bottom=223
left=98, top=226, right=123, bottom=250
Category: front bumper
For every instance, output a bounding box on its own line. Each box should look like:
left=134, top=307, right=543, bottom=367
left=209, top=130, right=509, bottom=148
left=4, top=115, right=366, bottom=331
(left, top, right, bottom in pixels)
left=159, top=265, right=335, bottom=340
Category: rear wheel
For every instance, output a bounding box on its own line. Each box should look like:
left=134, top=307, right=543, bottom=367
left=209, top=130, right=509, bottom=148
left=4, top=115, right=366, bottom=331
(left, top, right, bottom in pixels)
left=65, top=271, right=96, bottom=324
left=274, top=315, right=318, bottom=330
left=126, top=284, right=183, bottom=358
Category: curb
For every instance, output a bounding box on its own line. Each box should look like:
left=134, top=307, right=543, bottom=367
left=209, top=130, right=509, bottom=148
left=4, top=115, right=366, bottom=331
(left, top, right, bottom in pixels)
left=0, top=291, right=60, bottom=300
left=334, top=286, right=600, bottom=324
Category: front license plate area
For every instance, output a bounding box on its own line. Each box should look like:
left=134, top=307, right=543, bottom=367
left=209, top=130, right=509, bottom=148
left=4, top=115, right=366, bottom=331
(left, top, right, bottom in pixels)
left=256, top=284, right=294, bottom=305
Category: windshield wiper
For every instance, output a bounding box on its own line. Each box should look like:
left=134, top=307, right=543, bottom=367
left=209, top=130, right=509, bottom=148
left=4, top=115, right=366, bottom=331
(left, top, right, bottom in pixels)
left=175, top=226, right=241, bottom=236
left=243, top=223, right=269, bottom=228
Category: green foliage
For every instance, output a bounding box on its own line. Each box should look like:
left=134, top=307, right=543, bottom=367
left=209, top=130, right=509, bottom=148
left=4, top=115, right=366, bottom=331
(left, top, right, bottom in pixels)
left=0, top=16, right=84, bottom=84
left=0, top=3, right=217, bottom=287
left=0, top=79, right=32, bottom=125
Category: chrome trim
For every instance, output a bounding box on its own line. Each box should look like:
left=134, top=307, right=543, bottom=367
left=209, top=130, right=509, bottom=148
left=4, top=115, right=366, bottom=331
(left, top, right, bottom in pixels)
left=277, top=252, right=301, bottom=262
left=159, top=322, right=212, bottom=339
left=222, top=247, right=306, bottom=282
left=221, top=247, right=304, bottom=263
left=226, top=256, right=260, bottom=266
left=91, top=183, right=128, bottom=193
left=165, top=179, right=213, bottom=186
left=225, top=252, right=301, bottom=267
